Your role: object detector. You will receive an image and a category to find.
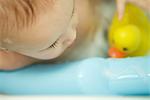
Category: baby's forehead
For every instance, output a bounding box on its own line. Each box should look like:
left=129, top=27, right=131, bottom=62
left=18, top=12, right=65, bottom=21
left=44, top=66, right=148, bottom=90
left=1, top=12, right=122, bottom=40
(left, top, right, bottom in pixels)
left=0, top=0, right=55, bottom=45
left=0, top=0, right=74, bottom=49
left=0, top=0, right=73, bottom=35
left=0, top=0, right=54, bottom=32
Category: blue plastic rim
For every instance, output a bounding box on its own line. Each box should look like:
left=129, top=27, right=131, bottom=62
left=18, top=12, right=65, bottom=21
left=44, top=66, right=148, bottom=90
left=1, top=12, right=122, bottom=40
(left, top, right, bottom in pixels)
left=0, top=56, right=150, bottom=95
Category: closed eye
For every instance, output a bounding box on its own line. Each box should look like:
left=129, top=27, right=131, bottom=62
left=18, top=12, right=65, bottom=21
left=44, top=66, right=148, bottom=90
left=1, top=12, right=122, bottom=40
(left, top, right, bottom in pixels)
left=39, top=37, right=60, bottom=52
left=49, top=39, right=59, bottom=49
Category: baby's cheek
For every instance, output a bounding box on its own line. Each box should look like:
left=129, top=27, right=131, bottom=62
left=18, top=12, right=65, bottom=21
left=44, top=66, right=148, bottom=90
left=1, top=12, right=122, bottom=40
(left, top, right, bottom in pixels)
left=43, top=29, right=76, bottom=59
left=62, top=29, right=77, bottom=47
left=62, top=13, right=78, bottom=48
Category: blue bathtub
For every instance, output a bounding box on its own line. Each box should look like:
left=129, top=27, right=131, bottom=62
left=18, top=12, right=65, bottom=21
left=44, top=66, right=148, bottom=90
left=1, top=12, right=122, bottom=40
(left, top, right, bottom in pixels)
left=0, top=57, right=150, bottom=95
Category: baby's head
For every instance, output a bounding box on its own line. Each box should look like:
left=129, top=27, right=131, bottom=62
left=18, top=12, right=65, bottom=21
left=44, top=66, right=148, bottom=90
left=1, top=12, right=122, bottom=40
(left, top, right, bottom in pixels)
left=0, top=0, right=77, bottom=60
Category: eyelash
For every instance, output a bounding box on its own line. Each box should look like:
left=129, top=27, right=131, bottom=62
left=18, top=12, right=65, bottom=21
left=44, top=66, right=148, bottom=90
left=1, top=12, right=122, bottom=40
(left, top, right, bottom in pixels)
left=49, top=39, right=59, bottom=49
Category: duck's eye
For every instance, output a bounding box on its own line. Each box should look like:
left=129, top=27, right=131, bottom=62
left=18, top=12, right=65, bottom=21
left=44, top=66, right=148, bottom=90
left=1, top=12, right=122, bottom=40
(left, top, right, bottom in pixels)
left=123, top=47, right=128, bottom=51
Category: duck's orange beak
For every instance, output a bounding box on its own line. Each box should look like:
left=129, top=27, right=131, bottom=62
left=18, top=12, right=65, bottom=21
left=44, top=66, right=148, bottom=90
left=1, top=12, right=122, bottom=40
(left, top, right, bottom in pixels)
left=108, top=47, right=126, bottom=58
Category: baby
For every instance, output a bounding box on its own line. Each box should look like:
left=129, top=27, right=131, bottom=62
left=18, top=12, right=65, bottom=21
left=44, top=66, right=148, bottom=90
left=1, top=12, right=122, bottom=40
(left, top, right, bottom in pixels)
left=0, top=0, right=149, bottom=70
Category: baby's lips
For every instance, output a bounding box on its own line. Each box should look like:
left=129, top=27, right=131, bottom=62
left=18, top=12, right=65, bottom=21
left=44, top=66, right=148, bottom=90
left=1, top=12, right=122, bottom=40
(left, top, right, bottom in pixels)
left=108, top=47, right=126, bottom=58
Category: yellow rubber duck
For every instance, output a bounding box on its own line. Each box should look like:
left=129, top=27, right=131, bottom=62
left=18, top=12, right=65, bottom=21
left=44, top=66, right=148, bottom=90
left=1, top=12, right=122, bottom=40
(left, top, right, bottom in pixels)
left=108, top=3, right=150, bottom=58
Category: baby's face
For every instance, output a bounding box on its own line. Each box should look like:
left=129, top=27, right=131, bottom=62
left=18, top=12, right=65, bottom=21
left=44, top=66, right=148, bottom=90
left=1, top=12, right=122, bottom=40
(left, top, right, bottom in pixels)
left=1, top=0, right=77, bottom=60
